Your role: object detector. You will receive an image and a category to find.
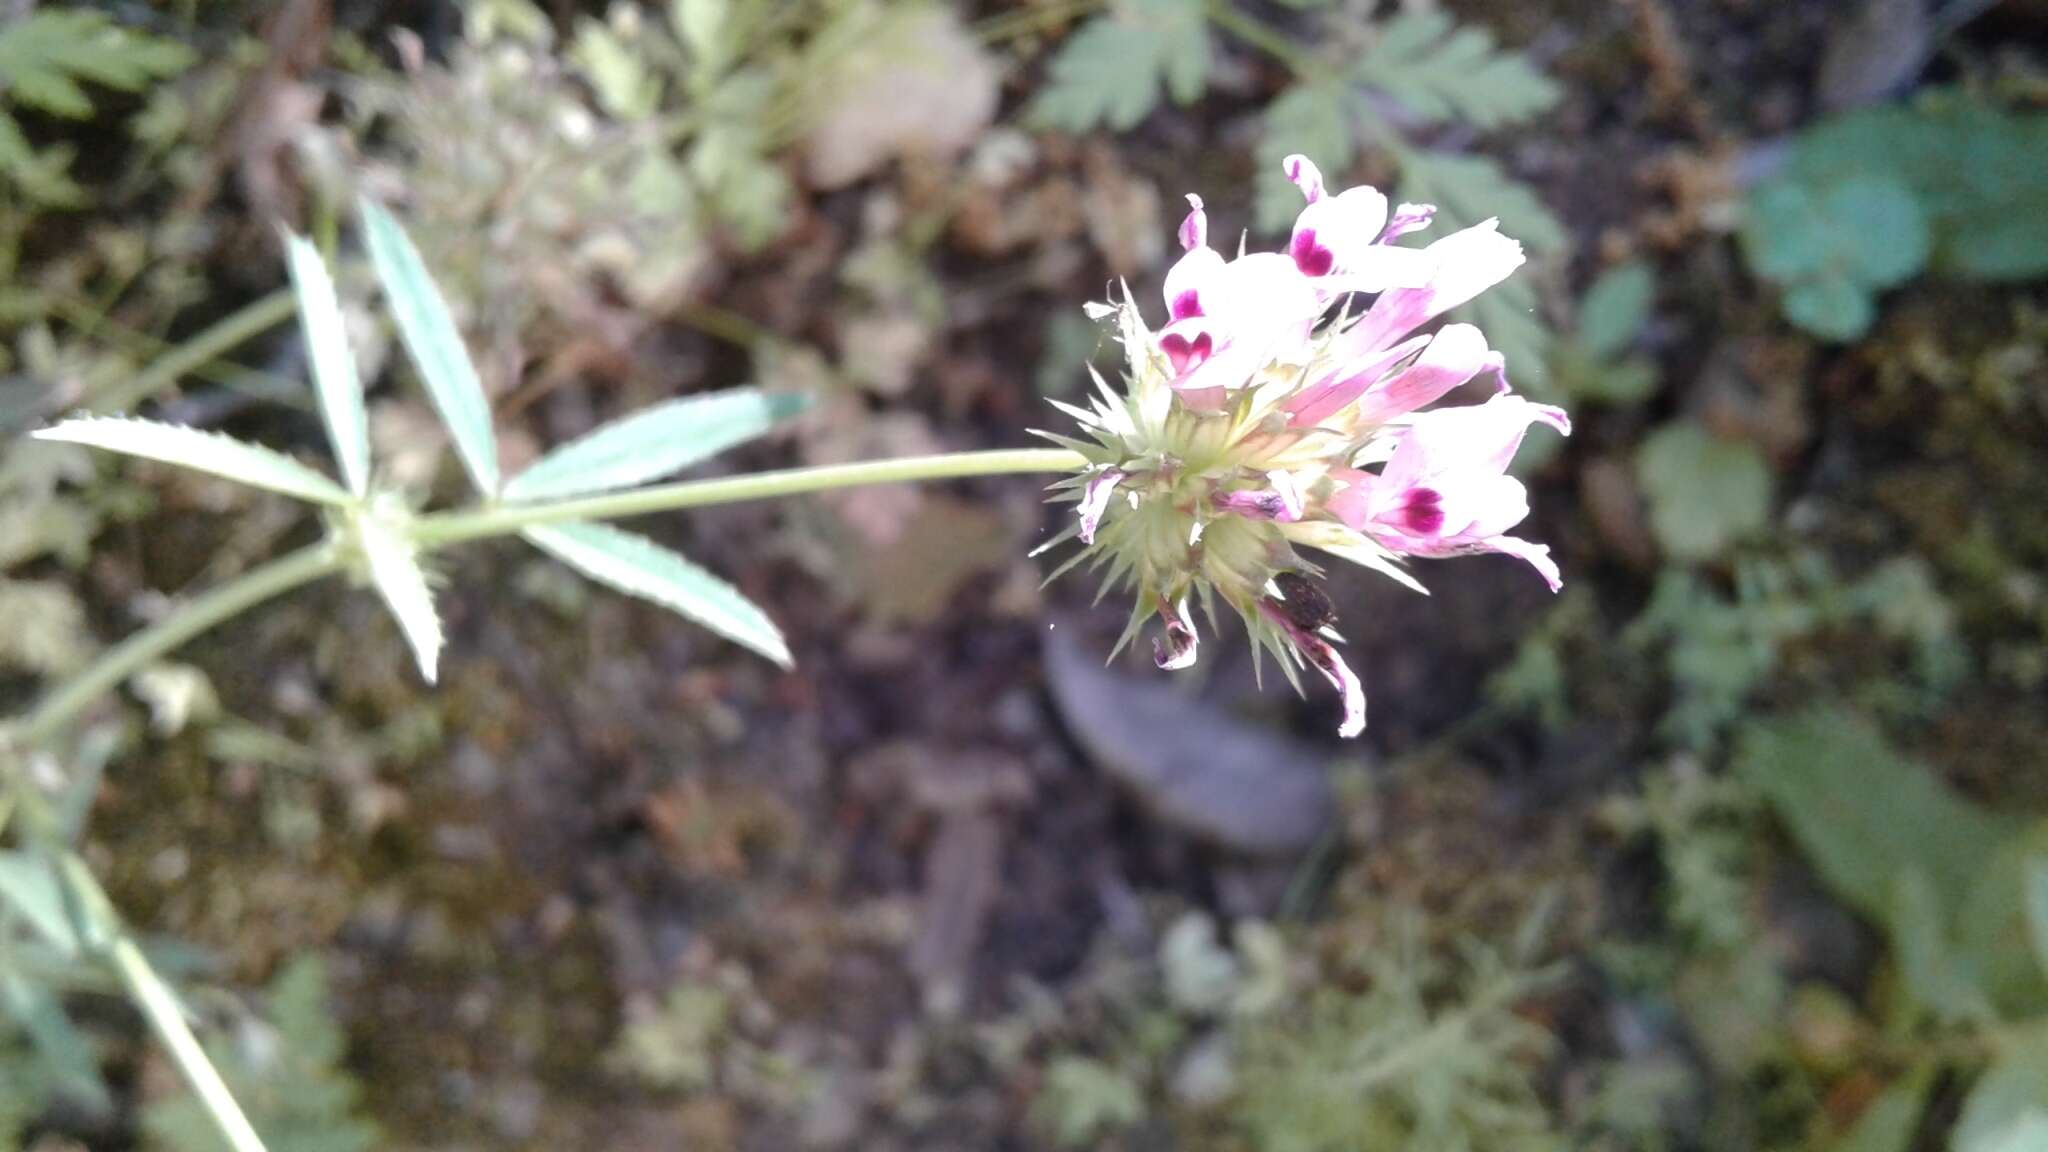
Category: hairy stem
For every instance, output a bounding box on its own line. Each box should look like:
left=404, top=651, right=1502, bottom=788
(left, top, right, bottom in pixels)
left=9, top=543, right=344, bottom=749
left=412, top=447, right=1087, bottom=547
left=45, top=855, right=269, bottom=1152
left=5, top=449, right=1081, bottom=747
left=109, top=935, right=268, bottom=1152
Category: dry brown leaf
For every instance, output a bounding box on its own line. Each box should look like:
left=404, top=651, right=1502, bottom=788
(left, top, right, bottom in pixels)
left=802, top=5, right=1000, bottom=190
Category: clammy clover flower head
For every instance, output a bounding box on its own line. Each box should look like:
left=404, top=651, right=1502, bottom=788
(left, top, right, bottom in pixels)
left=1037, top=155, right=1571, bottom=739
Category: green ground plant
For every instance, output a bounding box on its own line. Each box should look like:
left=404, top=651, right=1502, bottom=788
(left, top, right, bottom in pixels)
left=1742, top=89, right=2048, bottom=340
left=0, top=203, right=1082, bottom=1151
left=0, top=9, right=193, bottom=208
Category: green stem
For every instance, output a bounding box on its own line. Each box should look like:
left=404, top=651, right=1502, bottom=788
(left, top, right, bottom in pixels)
left=1204, top=2, right=1318, bottom=76
left=48, top=855, right=267, bottom=1152
left=5, top=450, right=1082, bottom=747
left=10, top=543, right=344, bottom=749
left=93, top=288, right=298, bottom=414
left=972, top=0, right=1101, bottom=43
left=110, top=937, right=267, bottom=1152
left=413, top=448, right=1087, bottom=547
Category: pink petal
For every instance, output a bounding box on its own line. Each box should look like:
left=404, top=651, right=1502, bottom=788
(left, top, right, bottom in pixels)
left=1341, top=219, right=1527, bottom=356
left=1283, top=154, right=1325, bottom=204
left=1282, top=334, right=1432, bottom=428
left=1431, top=472, right=1531, bottom=540
left=1286, top=187, right=1439, bottom=295
left=1377, top=202, right=1436, bottom=243
left=1323, top=247, right=1440, bottom=295
left=1153, top=596, right=1199, bottom=670
left=1076, top=467, right=1124, bottom=544
left=1178, top=193, right=1207, bottom=252
left=1289, top=186, right=1389, bottom=277
left=1214, top=252, right=1322, bottom=325
left=1384, top=393, right=1569, bottom=487
left=1258, top=602, right=1366, bottom=738
left=1484, top=534, right=1563, bottom=591
left=1214, top=471, right=1303, bottom=522
left=1323, top=467, right=1382, bottom=532
left=1163, top=246, right=1225, bottom=321
left=1351, top=323, right=1501, bottom=426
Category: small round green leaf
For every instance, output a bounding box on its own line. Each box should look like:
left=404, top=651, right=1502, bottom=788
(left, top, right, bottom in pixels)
left=1824, top=175, right=1930, bottom=288
left=1742, top=180, right=1827, bottom=282
left=1783, top=274, right=1875, bottom=342
left=1635, top=422, right=1773, bottom=561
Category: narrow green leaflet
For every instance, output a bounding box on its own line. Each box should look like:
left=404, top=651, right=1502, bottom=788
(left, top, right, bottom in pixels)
left=1354, top=10, right=1560, bottom=130
left=2028, top=857, right=2048, bottom=980
left=1954, top=1036, right=2048, bottom=1152
left=1027, top=0, right=1210, bottom=132
left=1734, top=707, right=2018, bottom=924
left=33, top=417, right=353, bottom=506
left=1827, top=1066, right=1933, bottom=1152
left=503, top=389, right=808, bottom=503
left=1575, top=261, right=1656, bottom=360
left=360, top=199, right=500, bottom=494
left=1, top=975, right=111, bottom=1109
left=355, top=513, right=443, bottom=683
left=0, top=851, right=82, bottom=955
left=524, top=521, right=791, bottom=667
left=282, top=233, right=370, bottom=497
left=1890, top=867, right=1995, bottom=1024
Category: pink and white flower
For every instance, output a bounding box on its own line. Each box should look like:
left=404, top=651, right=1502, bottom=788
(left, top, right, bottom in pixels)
left=1326, top=394, right=1571, bottom=591
left=1038, top=156, right=1570, bottom=738
left=1156, top=195, right=1322, bottom=408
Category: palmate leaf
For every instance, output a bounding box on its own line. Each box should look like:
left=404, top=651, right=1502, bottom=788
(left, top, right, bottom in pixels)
left=1784, top=92, right=2048, bottom=283
left=0, top=112, right=85, bottom=207
left=1353, top=9, right=1559, bottom=130
left=1398, top=149, right=1569, bottom=255
left=0, top=9, right=194, bottom=120
left=355, top=512, right=443, bottom=683
left=33, top=417, right=353, bottom=506
left=524, top=521, right=791, bottom=667
left=1028, top=0, right=1210, bottom=132
left=360, top=199, right=501, bottom=495
left=1398, top=149, right=1567, bottom=390
left=282, top=233, right=370, bottom=497
left=1635, top=422, right=1771, bottom=561
left=503, top=389, right=808, bottom=503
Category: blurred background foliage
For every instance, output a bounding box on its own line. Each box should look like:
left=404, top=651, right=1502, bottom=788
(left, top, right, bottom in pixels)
left=1, top=0, right=2046, bottom=1149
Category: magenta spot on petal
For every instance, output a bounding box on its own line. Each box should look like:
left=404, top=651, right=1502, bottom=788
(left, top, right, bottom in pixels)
left=1396, top=487, right=1444, bottom=535
left=1160, top=331, right=1213, bottom=376
left=1170, top=289, right=1203, bottom=320
left=1290, top=229, right=1334, bottom=277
